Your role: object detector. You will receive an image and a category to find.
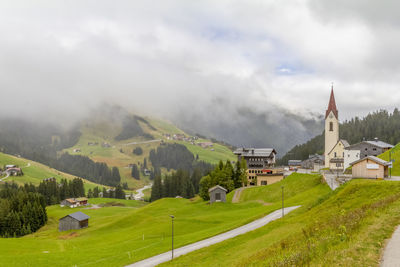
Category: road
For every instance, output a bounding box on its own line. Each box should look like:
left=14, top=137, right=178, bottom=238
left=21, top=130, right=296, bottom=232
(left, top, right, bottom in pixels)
left=322, top=172, right=340, bottom=190
left=133, top=184, right=152, bottom=200
left=124, top=140, right=161, bottom=146
left=381, top=225, right=400, bottom=266
left=0, top=171, right=10, bottom=182
left=126, top=206, right=301, bottom=267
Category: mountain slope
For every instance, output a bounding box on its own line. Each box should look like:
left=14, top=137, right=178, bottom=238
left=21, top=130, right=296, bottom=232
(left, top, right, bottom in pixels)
left=0, top=152, right=104, bottom=191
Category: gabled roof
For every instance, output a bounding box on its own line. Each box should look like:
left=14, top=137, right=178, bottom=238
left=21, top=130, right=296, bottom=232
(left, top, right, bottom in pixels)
left=346, top=140, right=394, bottom=150
left=365, top=140, right=394, bottom=149
left=233, top=148, right=276, bottom=157
left=327, top=139, right=349, bottom=156
left=325, top=86, right=338, bottom=119
left=61, top=211, right=90, bottom=222
left=350, top=156, right=390, bottom=166
left=208, top=185, right=228, bottom=193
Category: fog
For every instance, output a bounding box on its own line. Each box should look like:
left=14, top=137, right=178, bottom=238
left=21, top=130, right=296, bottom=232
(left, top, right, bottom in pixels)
left=1, top=1, right=399, bottom=153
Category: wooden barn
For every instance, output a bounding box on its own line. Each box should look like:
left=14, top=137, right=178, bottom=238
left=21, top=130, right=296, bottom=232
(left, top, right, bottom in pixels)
left=59, top=211, right=90, bottom=232
left=208, top=185, right=227, bottom=204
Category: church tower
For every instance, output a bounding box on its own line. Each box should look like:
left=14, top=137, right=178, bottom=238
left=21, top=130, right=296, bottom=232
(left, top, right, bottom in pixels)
left=324, top=86, right=339, bottom=168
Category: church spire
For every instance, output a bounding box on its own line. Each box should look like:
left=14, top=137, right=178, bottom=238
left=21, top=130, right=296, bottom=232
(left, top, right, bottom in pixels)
left=325, top=84, right=338, bottom=119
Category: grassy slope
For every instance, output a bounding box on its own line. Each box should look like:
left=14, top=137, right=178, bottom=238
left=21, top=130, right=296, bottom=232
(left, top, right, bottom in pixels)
left=161, top=179, right=400, bottom=266
left=0, top=152, right=104, bottom=191
left=0, top=173, right=324, bottom=267
left=64, top=116, right=235, bottom=190
left=379, top=142, right=400, bottom=176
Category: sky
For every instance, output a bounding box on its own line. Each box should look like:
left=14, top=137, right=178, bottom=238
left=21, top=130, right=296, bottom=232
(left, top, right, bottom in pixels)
left=0, top=0, right=399, bottom=150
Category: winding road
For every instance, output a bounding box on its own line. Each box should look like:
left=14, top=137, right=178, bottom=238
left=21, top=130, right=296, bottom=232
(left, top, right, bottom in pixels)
left=126, top=205, right=301, bottom=267
left=133, top=184, right=152, bottom=200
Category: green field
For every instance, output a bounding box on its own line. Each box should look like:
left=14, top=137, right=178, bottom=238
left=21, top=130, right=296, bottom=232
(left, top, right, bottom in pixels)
left=0, top=173, right=325, bottom=266
left=379, top=142, right=400, bottom=176
left=0, top=152, right=104, bottom=191
left=63, top=116, right=235, bottom=190
left=161, top=179, right=400, bottom=266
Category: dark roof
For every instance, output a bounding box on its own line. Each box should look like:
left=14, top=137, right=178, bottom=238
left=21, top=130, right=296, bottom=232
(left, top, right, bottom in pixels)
left=325, top=86, right=338, bottom=119
left=208, top=185, right=228, bottom=193
left=346, top=140, right=394, bottom=150
left=350, top=156, right=390, bottom=166
left=233, top=148, right=276, bottom=157
left=365, top=140, right=394, bottom=149
left=288, top=160, right=302, bottom=165
left=61, top=211, right=90, bottom=222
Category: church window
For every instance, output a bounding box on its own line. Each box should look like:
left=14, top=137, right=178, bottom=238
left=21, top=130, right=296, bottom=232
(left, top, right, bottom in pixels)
left=329, top=122, right=333, bottom=131
left=334, top=152, right=337, bottom=157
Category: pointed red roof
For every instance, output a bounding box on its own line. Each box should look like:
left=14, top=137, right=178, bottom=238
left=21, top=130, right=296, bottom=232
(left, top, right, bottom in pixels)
left=325, top=86, right=338, bottom=119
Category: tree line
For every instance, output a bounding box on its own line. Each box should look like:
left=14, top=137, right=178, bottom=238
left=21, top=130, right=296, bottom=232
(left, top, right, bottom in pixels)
left=199, top=159, right=247, bottom=200
left=0, top=183, right=47, bottom=237
left=278, top=109, right=400, bottom=164
left=37, top=178, right=85, bottom=205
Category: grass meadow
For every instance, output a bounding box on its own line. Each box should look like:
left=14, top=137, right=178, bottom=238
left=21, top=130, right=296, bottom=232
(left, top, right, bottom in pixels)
left=0, top=173, right=325, bottom=266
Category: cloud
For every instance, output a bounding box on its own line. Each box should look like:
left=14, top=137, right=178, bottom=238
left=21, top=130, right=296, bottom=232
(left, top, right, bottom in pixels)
left=0, top=1, right=399, bottom=151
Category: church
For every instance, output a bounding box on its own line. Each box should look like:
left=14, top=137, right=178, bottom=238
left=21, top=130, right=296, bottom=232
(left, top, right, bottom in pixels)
left=324, top=86, right=350, bottom=171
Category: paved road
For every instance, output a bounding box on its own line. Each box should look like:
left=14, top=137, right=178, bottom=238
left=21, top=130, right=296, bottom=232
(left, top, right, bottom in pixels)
left=322, top=172, right=340, bottom=190
left=381, top=225, right=400, bottom=266
left=133, top=184, right=152, bottom=200
left=126, top=206, right=301, bottom=267
left=124, top=140, right=161, bottom=146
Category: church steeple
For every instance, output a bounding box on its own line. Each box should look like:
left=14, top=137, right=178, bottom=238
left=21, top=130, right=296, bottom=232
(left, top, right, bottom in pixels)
left=325, top=85, right=338, bottom=119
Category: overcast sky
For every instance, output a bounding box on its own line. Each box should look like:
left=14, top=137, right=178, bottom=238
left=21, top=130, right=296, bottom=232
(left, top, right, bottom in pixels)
left=1, top=0, right=399, bottom=124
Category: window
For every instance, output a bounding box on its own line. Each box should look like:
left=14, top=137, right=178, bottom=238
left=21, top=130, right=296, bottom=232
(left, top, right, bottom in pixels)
left=329, top=122, right=333, bottom=131
left=215, top=193, right=221, bottom=201
left=261, top=181, right=267, bottom=185
left=334, top=152, right=337, bottom=157
left=373, top=148, right=377, bottom=151
left=343, top=152, right=344, bottom=157
left=365, top=148, right=368, bottom=151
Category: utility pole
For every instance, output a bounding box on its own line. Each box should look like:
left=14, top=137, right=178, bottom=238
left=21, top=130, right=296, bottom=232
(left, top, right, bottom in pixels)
left=390, top=150, right=392, bottom=179
left=281, top=185, right=284, bottom=217
left=170, top=215, right=174, bottom=260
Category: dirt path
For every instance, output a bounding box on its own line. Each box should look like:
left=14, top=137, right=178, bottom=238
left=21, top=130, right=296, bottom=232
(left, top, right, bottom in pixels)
left=232, top=187, right=245, bottom=203
left=124, top=140, right=161, bottom=146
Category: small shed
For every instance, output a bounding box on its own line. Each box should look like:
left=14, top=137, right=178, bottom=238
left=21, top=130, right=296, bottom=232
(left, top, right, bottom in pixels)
left=350, top=156, right=390, bottom=179
left=59, top=211, right=90, bottom=232
left=60, top=198, right=78, bottom=208
left=208, top=185, right=227, bottom=204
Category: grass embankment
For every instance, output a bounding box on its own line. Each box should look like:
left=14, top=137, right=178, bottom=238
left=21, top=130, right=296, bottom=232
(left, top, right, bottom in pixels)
left=64, top=117, right=235, bottom=190
left=0, top=152, right=102, bottom=191
left=161, top=179, right=400, bottom=266
left=0, top=173, right=324, bottom=266
left=379, top=142, right=400, bottom=176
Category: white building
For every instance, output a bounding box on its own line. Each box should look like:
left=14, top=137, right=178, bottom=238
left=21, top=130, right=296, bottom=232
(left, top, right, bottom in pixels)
left=344, top=148, right=360, bottom=170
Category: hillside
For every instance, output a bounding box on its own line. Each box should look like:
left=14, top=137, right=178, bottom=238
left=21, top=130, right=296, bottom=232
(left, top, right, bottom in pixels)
left=0, top=173, right=325, bottom=266
left=379, top=143, right=400, bottom=176
left=0, top=152, right=106, bottom=191
left=63, top=113, right=236, bottom=190
left=279, top=109, right=400, bottom=164
left=161, top=179, right=400, bottom=266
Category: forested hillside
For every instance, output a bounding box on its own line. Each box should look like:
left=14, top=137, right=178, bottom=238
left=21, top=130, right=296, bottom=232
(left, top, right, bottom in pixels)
left=278, top=109, right=400, bottom=164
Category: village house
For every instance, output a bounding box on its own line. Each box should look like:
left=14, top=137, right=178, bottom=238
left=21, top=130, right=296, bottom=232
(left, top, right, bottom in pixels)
left=59, top=211, right=90, bottom=232
left=60, top=197, right=88, bottom=208
left=346, top=139, right=394, bottom=159
left=327, top=139, right=350, bottom=170
left=198, top=142, right=213, bottom=148
left=6, top=167, right=23, bottom=176
left=288, top=160, right=302, bottom=170
left=208, top=185, right=227, bottom=204
left=256, top=172, right=284, bottom=186
left=234, top=148, right=277, bottom=186
left=350, top=156, right=390, bottom=179
left=43, top=177, right=56, bottom=182
left=301, top=154, right=325, bottom=171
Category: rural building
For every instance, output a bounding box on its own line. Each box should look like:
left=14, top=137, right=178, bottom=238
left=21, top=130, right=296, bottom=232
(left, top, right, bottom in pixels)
left=350, top=156, right=390, bottom=179
left=6, top=167, right=22, bottom=176
left=346, top=139, right=393, bottom=159
left=256, top=173, right=284, bottom=186
left=234, top=148, right=277, bottom=185
left=5, top=165, right=16, bottom=169
left=288, top=160, right=302, bottom=169
left=198, top=142, right=213, bottom=148
left=208, top=185, right=227, bottom=204
left=60, top=197, right=88, bottom=208
left=301, top=154, right=324, bottom=171
left=73, top=148, right=81, bottom=153
left=327, top=139, right=350, bottom=170
left=344, top=149, right=360, bottom=170
left=43, top=177, right=56, bottom=182
left=59, top=211, right=90, bottom=232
